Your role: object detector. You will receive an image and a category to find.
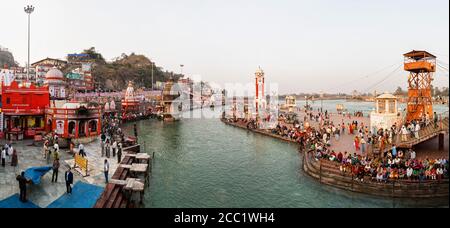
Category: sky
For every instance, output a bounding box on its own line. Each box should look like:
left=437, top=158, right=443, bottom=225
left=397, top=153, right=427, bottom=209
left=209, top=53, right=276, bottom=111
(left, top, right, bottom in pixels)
left=1, top=0, right=449, bottom=94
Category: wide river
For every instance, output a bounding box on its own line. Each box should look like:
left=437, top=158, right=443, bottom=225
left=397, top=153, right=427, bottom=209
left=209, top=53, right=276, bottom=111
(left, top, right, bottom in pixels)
left=122, top=101, right=448, bottom=208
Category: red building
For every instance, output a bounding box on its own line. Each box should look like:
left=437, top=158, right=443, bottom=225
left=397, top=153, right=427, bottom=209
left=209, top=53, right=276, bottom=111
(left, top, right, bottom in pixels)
left=45, top=102, right=101, bottom=140
left=1, top=81, right=50, bottom=140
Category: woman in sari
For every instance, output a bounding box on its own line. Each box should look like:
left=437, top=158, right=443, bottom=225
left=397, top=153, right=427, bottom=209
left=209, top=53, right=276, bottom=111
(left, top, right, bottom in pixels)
left=354, top=136, right=360, bottom=151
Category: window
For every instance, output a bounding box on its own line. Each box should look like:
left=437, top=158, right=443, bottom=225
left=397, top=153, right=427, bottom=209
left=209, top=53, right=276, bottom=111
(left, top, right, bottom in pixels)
left=89, top=120, right=97, bottom=133
left=68, top=121, right=76, bottom=135
left=6, top=97, right=10, bottom=104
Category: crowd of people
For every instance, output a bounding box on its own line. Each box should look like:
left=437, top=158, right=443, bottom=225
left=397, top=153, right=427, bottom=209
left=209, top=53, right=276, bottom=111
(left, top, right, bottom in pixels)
left=0, top=142, right=18, bottom=168
left=314, top=148, right=448, bottom=182
left=228, top=108, right=448, bottom=184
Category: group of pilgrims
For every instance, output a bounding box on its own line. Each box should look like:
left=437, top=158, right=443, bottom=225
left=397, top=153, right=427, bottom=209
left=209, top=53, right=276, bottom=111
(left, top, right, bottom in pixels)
left=225, top=107, right=448, bottom=183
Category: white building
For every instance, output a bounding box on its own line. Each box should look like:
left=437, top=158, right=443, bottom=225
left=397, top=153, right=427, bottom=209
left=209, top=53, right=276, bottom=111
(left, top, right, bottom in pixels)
left=0, top=68, right=15, bottom=86
left=44, top=67, right=67, bottom=100
left=370, top=93, right=402, bottom=131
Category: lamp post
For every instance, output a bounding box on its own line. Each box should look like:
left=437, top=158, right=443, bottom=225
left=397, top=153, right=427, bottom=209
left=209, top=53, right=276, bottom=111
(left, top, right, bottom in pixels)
left=180, top=64, right=184, bottom=77
left=24, top=5, right=34, bottom=82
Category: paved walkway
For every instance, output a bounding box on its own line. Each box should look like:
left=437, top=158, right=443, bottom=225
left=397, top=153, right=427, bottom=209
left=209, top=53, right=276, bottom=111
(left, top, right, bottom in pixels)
left=284, top=110, right=448, bottom=160
left=0, top=137, right=124, bottom=208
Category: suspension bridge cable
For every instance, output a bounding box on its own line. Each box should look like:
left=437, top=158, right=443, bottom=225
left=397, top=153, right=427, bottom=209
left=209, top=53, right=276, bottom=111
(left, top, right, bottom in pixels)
left=363, top=64, right=403, bottom=93
left=437, top=60, right=448, bottom=67
left=324, top=61, right=402, bottom=92
left=437, top=63, right=449, bottom=72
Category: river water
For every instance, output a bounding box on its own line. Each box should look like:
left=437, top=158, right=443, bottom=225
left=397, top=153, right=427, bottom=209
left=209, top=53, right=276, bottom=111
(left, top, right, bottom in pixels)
left=121, top=102, right=448, bottom=208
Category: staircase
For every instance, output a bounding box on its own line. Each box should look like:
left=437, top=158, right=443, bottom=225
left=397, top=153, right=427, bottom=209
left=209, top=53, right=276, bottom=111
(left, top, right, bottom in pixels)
left=396, top=116, right=449, bottom=149
left=374, top=113, right=449, bottom=154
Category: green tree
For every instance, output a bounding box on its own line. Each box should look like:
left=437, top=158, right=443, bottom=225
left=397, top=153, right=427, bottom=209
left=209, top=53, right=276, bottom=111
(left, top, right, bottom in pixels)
left=394, top=86, right=405, bottom=95
left=440, top=87, right=449, bottom=96
left=82, top=47, right=106, bottom=64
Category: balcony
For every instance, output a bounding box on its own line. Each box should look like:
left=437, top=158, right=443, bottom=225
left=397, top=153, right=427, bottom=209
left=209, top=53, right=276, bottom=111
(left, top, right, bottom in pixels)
left=404, top=61, right=436, bottom=72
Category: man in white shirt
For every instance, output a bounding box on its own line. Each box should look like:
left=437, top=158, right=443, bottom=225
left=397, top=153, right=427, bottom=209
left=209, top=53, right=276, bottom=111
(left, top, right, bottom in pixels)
left=415, top=124, right=420, bottom=139
left=410, top=150, right=416, bottom=160
left=407, top=167, right=413, bottom=179
left=78, top=143, right=86, bottom=157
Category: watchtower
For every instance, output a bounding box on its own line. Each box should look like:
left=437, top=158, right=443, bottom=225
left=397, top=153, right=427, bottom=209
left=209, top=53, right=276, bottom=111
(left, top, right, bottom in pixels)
left=403, top=50, right=436, bottom=122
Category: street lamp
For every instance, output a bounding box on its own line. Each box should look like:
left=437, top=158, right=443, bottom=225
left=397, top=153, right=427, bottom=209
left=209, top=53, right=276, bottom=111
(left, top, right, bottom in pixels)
left=24, top=5, right=35, bottom=82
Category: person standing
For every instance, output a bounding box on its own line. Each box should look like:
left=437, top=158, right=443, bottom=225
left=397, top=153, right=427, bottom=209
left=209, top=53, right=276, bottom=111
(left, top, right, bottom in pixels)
left=401, top=125, right=408, bottom=142
left=354, top=136, right=360, bottom=151
left=1, top=147, right=6, bottom=167
left=8, top=144, right=14, bottom=164
left=78, top=143, right=85, bottom=157
left=134, top=123, right=138, bottom=138
left=54, top=134, right=59, bottom=146
left=52, top=158, right=60, bottom=183
left=104, top=159, right=110, bottom=183
left=105, top=140, right=111, bottom=158
left=53, top=143, right=60, bottom=161
left=415, top=123, right=420, bottom=139
left=43, top=141, right=49, bottom=161
left=100, top=139, right=105, bottom=157
left=360, top=137, right=366, bottom=155
left=11, top=149, right=18, bottom=167
left=433, top=112, right=438, bottom=128
left=16, top=172, right=29, bottom=202
left=65, top=168, right=73, bottom=194
left=117, top=142, right=122, bottom=164
left=112, top=140, right=117, bottom=157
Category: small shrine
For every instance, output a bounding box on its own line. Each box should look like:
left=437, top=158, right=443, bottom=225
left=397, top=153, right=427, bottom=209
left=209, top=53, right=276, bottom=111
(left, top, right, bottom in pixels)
left=284, top=96, right=296, bottom=113
left=45, top=102, right=102, bottom=146
left=370, top=92, right=402, bottom=131
left=121, top=81, right=141, bottom=120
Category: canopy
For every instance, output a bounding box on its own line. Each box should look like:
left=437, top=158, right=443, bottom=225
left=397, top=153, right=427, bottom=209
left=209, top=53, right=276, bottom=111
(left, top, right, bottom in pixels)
left=24, top=166, right=52, bottom=185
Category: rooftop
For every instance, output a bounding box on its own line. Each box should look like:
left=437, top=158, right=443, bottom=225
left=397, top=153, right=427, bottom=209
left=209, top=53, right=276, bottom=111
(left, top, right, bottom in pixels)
left=404, top=50, right=436, bottom=60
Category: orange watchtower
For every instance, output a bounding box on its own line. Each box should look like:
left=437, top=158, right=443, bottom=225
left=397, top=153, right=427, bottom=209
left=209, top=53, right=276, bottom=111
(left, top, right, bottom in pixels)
left=403, top=50, right=436, bottom=122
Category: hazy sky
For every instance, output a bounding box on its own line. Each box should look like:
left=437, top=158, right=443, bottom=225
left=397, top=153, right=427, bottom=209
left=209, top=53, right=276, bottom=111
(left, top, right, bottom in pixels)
left=1, top=0, right=449, bottom=94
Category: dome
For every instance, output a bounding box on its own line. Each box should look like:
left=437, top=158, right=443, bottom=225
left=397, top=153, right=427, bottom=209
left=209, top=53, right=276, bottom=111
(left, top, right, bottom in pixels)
left=255, top=67, right=264, bottom=75
left=45, top=67, right=64, bottom=80
left=377, top=93, right=397, bottom=100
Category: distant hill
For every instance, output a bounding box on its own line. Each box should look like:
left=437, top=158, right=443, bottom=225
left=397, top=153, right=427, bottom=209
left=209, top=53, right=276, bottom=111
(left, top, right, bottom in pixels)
left=87, top=49, right=183, bottom=91
left=0, top=47, right=17, bottom=67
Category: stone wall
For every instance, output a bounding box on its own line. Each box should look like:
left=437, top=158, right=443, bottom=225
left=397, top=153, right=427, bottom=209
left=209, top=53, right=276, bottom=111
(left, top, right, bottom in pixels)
left=303, top=151, right=449, bottom=199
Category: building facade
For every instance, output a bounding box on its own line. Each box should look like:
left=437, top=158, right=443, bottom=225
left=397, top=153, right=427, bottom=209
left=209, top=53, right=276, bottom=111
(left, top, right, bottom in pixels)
left=1, top=81, right=50, bottom=140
